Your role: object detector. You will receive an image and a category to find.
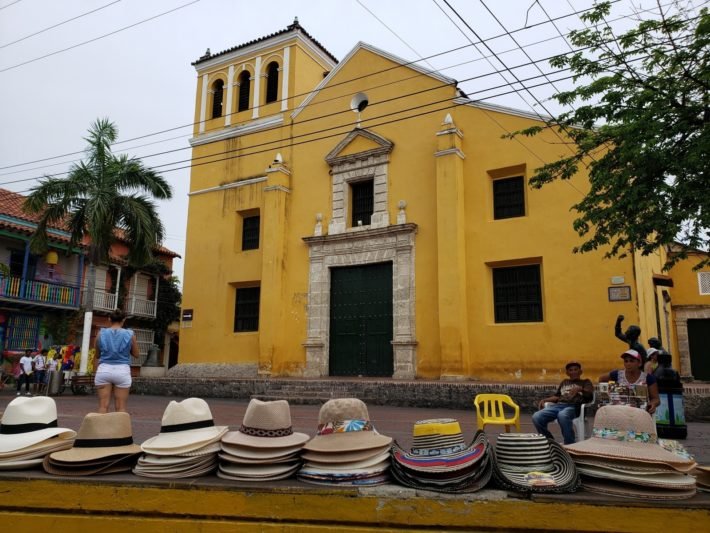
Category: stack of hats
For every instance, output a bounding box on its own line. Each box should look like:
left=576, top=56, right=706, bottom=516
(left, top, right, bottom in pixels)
left=692, top=466, right=710, bottom=492
left=298, top=398, right=392, bottom=486
left=391, top=418, right=492, bottom=493
left=218, top=399, right=309, bottom=481
left=491, top=433, right=580, bottom=493
left=565, top=405, right=697, bottom=500
left=134, top=398, right=228, bottom=478
left=43, top=412, right=141, bottom=475
left=0, top=397, right=76, bottom=470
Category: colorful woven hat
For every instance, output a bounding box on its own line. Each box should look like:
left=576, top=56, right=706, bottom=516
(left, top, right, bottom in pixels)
left=0, top=397, right=76, bottom=453
left=221, top=399, right=309, bottom=449
left=564, top=405, right=697, bottom=471
left=492, top=434, right=580, bottom=493
left=301, top=398, right=392, bottom=453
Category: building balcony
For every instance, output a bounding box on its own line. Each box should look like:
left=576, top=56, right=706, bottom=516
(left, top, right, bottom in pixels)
left=82, top=289, right=118, bottom=313
left=124, top=296, right=157, bottom=318
left=0, top=274, right=80, bottom=309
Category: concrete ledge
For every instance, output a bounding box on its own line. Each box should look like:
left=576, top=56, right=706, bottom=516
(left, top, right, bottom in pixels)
left=131, top=377, right=710, bottom=420
left=0, top=473, right=708, bottom=532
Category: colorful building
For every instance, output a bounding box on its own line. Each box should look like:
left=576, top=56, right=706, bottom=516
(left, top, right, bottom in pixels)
left=0, top=188, right=180, bottom=370
left=179, top=21, right=710, bottom=382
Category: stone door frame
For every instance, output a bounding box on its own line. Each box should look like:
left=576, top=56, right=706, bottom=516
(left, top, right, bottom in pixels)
left=673, top=305, right=710, bottom=380
left=302, top=224, right=417, bottom=379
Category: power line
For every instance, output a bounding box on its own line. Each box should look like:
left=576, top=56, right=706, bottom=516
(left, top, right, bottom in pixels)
left=0, top=0, right=22, bottom=10
left=0, top=0, right=201, bottom=74
left=0, top=0, right=122, bottom=50
left=0, top=0, right=617, bottom=171
left=3, top=40, right=681, bottom=191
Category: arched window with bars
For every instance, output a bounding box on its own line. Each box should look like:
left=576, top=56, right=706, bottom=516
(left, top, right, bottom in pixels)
left=238, top=71, right=251, bottom=112
left=211, top=79, right=224, bottom=118
left=265, top=61, right=279, bottom=104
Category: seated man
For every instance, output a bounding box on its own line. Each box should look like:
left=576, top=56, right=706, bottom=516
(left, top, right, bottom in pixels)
left=532, top=361, right=594, bottom=445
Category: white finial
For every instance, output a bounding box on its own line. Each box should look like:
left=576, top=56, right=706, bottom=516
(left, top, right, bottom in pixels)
left=397, top=200, right=407, bottom=224
left=273, top=152, right=283, bottom=163
left=443, top=113, right=453, bottom=125
left=314, top=213, right=323, bottom=236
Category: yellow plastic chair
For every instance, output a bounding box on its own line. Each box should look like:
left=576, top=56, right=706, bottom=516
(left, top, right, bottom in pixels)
left=474, top=394, right=521, bottom=432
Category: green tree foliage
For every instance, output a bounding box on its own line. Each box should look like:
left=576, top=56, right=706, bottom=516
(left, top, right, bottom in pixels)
left=511, top=2, right=709, bottom=268
left=23, top=118, right=173, bottom=267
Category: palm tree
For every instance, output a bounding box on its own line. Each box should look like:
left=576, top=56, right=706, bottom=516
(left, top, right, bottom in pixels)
left=24, top=118, right=173, bottom=373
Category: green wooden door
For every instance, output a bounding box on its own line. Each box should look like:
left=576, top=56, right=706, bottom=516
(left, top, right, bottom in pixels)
left=688, top=318, right=710, bottom=380
left=329, top=262, right=393, bottom=377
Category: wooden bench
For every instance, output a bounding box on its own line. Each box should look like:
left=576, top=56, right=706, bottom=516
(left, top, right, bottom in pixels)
left=70, top=374, right=95, bottom=395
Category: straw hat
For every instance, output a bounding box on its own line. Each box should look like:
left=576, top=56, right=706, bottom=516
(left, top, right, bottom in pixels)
left=301, top=398, right=392, bottom=453
left=564, top=405, right=697, bottom=471
left=0, top=397, right=76, bottom=453
left=492, top=434, right=580, bottom=493
left=221, top=399, right=309, bottom=449
left=576, top=463, right=696, bottom=489
left=47, top=412, right=141, bottom=463
left=220, top=442, right=303, bottom=460
left=582, top=479, right=697, bottom=500
left=140, top=398, right=227, bottom=452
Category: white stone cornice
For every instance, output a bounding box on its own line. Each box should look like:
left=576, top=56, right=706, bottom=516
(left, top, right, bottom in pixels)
left=455, top=96, right=553, bottom=123
left=188, top=176, right=266, bottom=196
left=189, top=114, right=283, bottom=146
left=263, top=185, right=291, bottom=193
left=194, top=33, right=336, bottom=73
left=434, top=148, right=465, bottom=159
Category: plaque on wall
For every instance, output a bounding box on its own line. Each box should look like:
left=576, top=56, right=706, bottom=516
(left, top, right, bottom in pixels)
left=608, top=286, right=632, bottom=302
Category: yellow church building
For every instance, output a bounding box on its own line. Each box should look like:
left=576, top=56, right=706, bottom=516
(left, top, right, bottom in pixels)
left=179, top=20, right=710, bottom=382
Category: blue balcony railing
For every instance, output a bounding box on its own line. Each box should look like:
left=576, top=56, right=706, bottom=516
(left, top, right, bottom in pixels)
left=0, top=273, right=80, bottom=308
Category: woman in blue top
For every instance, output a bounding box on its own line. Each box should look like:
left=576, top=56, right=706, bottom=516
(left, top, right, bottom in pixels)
left=94, top=310, right=138, bottom=413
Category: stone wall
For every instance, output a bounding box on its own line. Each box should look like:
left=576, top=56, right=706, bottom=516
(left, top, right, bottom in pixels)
left=131, top=377, right=710, bottom=420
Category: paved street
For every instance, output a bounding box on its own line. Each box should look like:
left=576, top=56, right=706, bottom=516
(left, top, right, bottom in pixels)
left=1, top=388, right=708, bottom=463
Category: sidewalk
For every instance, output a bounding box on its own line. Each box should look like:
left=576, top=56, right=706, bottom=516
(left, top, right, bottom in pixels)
left=1, top=388, right=708, bottom=462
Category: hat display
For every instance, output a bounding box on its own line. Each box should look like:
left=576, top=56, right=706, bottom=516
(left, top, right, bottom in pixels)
left=140, top=398, right=228, bottom=453
left=565, top=405, right=697, bottom=499
left=692, top=466, right=710, bottom=492
left=391, top=419, right=492, bottom=493
left=218, top=399, right=308, bottom=482
left=135, top=398, right=225, bottom=479
left=491, top=433, right=580, bottom=493
left=0, top=397, right=76, bottom=462
left=43, top=412, right=141, bottom=475
left=298, top=398, right=392, bottom=486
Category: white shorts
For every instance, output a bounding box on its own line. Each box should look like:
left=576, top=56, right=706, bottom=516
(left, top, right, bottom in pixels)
left=94, top=363, right=132, bottom=389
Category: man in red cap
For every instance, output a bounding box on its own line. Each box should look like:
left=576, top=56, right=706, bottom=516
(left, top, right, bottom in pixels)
left=533, top=361, right=594, bottom=444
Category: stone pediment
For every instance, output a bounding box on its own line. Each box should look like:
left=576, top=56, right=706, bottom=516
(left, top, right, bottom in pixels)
left=325, top=128, right=394, bottom=166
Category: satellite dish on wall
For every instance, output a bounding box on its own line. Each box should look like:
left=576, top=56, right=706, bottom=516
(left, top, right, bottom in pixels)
left=350, top=92, right=369, bottom=127
left=350, top=92, right=369, bottom=113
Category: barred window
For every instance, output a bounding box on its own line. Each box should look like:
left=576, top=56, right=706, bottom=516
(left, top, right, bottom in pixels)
left=211, top=80, right=224, bottom=118
left=493, top=176, right=525, bottom=219
left=238, top=71, right=251, bottom=112
left=351, top=179, right=374, bottom=227
left=242, top=215, right=260, bottom=251
left=699, top=272, right=710, bottom=295
left=493, top=264, right=543, bottom=323
left=234, top=286, right=260, bottom=332
left=265, top=62, right=279, bottom=104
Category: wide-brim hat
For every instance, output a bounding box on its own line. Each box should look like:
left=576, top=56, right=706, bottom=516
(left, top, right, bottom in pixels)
left=390, top=455, right=493, bottom=493
left=301, top=444, right=391, bottom=464
left=222, top=399, right=310, bottom=449
left=0, top=458, right=44, bottom=470
left=218, top=463, right=300, bottom=482
left=140, top=398, right=227, bottom=451
left=220, top=461, right=301, bottom=478
left=582, top=479, right=696, bottom=500
left=142, top=440, right=223, bottom=457
left=219, top=452, right=300, bottom=465
left=392, top=430, right=488, bottom=473
left=134, top=460, right=217, bottom=479
left=43, top=453, right=139, bottom=476
left=0, top=437, right=74, bottom=461
left=304, top=449, right=390, bottom=471
left=48, top=412, right=141, bottom=463
left=564, top=405, right=697, bottom=471
left=577, top=463, right=696, bottom=489
left=221, top=442, right=304, bottom=460
left=492, top=438, right=580, bottom=493
left=573, top=456, right=680, bottom=475
left=302, top=398, right=392, bottom=453
left=0, top=396, right=76, bottom=453
left=495, top=433, right=555, bottom=472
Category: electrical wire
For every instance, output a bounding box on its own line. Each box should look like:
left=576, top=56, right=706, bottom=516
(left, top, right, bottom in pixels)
left=0, top=0, right=122, bottom=50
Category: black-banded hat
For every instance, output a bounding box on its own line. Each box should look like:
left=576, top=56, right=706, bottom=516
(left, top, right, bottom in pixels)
left=47, top=412, right=141, bottom=463
left=0, top=397, right=76, bottom=453
left=141, top=398, right=228, bottom=453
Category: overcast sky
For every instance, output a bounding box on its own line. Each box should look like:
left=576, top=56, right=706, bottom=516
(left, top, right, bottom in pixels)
left=0, top=0, right=697, bottom=283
